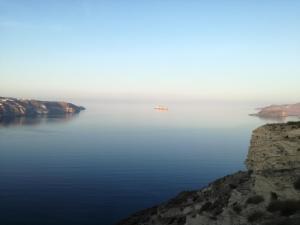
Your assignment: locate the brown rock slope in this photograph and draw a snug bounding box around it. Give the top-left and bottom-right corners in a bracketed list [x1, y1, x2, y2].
[116, 122, 300, 225]
[251, 103, 300, 118]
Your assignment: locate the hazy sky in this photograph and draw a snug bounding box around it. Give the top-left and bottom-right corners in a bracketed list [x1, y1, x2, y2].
[1, 0, 300, 102]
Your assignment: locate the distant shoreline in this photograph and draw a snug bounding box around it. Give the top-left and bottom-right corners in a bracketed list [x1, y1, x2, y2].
[250, 102, 300, 118]
[0, 97, 85, 118]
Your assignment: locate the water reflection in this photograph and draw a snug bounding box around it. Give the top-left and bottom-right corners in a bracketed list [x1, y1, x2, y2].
[0, 114, 79, 127]
[0, 102, 299, 225]
[255, 115, 300, 123]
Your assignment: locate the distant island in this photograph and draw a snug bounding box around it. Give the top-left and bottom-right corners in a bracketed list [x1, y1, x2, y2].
[0, 97, 85, 118]
[250, 103, 300, 118]
[116, 121, 300, 225]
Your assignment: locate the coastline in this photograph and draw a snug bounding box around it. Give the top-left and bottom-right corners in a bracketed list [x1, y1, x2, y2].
[116, 121, 300, 225]
[0, 97, 85, 118]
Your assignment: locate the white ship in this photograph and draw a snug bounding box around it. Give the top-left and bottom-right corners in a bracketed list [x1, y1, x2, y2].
[154, 105, 168, 111]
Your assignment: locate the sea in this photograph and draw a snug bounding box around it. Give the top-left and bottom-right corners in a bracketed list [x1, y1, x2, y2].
[0, 101, 296, 225]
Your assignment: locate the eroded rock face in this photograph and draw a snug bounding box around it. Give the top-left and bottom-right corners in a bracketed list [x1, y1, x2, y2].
[246, 122, 300, 172]
[116, 122, 300, 225]
[0, 97, 85, 118]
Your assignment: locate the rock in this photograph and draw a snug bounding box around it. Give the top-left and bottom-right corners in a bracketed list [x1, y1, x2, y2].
[0, 97, 85, 118]
[250, 103, 300, 118]
[115, 122, 300, 225]
[246, 122, 300, 172]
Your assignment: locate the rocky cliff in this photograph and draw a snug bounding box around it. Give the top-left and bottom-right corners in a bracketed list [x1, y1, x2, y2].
[0, 97, 85, 118]
[251, 103, 300, 118]
[116, 122, 300, 225]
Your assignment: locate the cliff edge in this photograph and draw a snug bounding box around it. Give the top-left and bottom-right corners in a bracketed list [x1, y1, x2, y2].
[116, 122, 300, 225]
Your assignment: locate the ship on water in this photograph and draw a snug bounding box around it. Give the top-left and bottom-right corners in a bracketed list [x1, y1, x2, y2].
[154, 105, 168, 111]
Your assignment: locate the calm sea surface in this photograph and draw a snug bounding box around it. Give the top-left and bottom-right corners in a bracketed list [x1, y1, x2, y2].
[0, 101, 295, 225]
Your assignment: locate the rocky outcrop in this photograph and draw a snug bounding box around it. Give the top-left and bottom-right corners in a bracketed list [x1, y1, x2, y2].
[0, 97, 85, 118]
[246, 122, 300, 172]
[251, 103, 300, 118]
[116, 122, 300, 225]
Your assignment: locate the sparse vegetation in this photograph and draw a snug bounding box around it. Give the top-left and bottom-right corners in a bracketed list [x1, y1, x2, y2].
[263, 218, 300, 225]
[287, 121, 300, 126]
[229, 183, 237, 189]
[247, 211, 264, 222]
[293, 178, 300, 190]
[232, 204, 242, 214]
[200, 202, 212, 212]
[270, 192, 278, 201]
[246, 195, 264, 204]
[267, 200, 300, 216]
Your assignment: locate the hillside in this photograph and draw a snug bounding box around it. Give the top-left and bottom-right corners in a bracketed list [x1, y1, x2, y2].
[116, 122, 300, 225]
[0, 97, 85, 118]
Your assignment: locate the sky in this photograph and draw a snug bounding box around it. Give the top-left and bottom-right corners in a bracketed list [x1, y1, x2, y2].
[0, 0, 300, 103]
